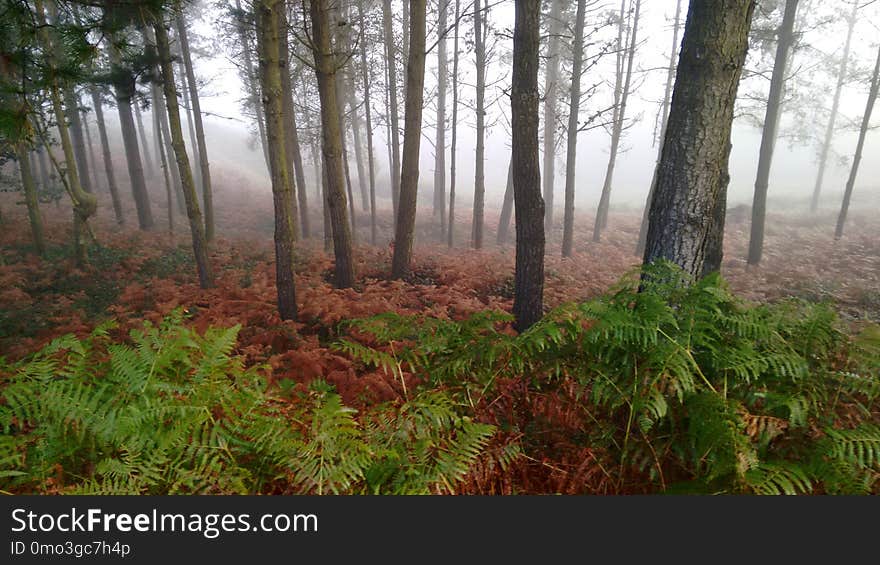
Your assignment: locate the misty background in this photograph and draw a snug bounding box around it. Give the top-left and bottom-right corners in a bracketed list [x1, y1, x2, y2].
[121, 0, 880, 219]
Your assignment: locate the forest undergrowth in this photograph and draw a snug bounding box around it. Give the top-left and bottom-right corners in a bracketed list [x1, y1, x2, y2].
[1, 180, 878, 494]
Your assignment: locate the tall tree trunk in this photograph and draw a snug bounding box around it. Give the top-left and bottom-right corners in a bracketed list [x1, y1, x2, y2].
[277, 3, 305, 240]
[447, 0, 460, 248]
[176, 12, 215, 242]
[132, 100, 155, 178]
[89, 86, 125, 224]
[561, 0, 587, 258]
[643, 0, 754, 279]
[496, 159, 514, 245]
[154, 80, 186, 216]
[36, 146, 51, 194]
[154, 18, 214, 289]
[512, 0, 544, 332]
[542, 0, 563, 232]
[382, 0, 402, 219]
[471, 0, 486, 249]
[35, 0, 97, 265]
[391, 0, 428, 278]
[594, 0, 641, 242]
[811, 1, 857, 214]
[153, 93, 174, 235]
[257, 0, 299, 320]
[63, 88, 94, 194]
[177, 47, 201, 192]
[15, 144, 46, 256]
[358, 0, 378, 245]
[636, 0, 682, 256]
[109, 42, 155, 230]
[746, 0, 799, 266]
[433, 0, 448, 238]
[310, 0, 355, 288]
[235, 0, 271, 172]
[81, 104, 100, 190]
[835, 44, 880, 239]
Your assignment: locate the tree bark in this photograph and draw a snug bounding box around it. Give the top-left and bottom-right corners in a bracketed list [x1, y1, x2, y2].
[433, 0, 448, 238]
[310, 0, 355, 288]
[447, 0, 460, 248]
[63, 88, 94, 194]
[154, 18, 214, 289]
[277, 3, 305, 240]
[496, 159, 514, 245]
[746, 0, 799, 266]
[15, 144, 46, 256]
[643, 0, 754, 279]
[811, 1, 857, 214]
[594, 0, 641, 242]
[391, 0, 428, 278]
[835, 44, 880, 239]
[382, 0, 402, 218]
[35, 0, 97, 266]
[636, 0, 682, 256]
[561, 0, 587, 258]
[235, 0, 271, 172]
[88, 86, 125, 224]
[132, 99, 155, 178]
[153, 93, 174, 235]
[257, 0, 299, 319]
[176, 11, 215, 242]
[80, 103, 100, 190]
[471, 0, 486, 249]
[109, 41, 154, 231]
[511, 0, 545, 332]
[542, 0, 563, 232]
[358, 0, 378, 245]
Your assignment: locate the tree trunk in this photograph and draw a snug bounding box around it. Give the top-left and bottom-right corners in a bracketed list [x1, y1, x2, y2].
[89, 86, 125, 224]
[154, 18, 214, 289]
[109, 42, 155, 231]
[433, 0, 448, 238]
[15, 144, 46, 256]
[63, 88, 94, 195]
[496, 159, 514, 245]
[391, 0, 428, 278]
[358, 0, 378, 245]
[256, 0, 299, 320]
[153, 93, 174, 235]
[176, 12, 215, 242]
[594, 0, 641, 242]
[382, 0, 402, 219]
[36, 146, 51, 194]
[132, 100, 155, 178]
[310, 0, 355, 288]
[471, 0, 486, 249]
[835, 44, 880, 239]
[235, 0, 271, 172]
[643, 0, 755, 279]
[447, 0, 460, 248]
[811, 1, 857, 214]
[277, 3, 305, 240]
[542, 0, 563, 232]
[81, 104, 100, 190]
[511, 0, 544, 332]
[636, 0, 682, 256]
[35, 0, 97, 265]
[746, 0, 799, 266]
[561, 0, 587, 258]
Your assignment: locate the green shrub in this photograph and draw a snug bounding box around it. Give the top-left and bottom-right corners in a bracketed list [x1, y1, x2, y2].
[0, 311, 495, 494]
[339, 262, 880, 494]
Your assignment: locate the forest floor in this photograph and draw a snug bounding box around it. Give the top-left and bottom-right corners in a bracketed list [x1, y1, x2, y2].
[2, 174, 879, 493]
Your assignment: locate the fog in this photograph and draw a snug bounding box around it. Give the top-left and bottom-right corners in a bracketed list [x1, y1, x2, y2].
[158, 0, 879, 218]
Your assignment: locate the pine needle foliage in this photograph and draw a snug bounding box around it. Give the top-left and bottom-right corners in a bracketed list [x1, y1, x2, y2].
[341, 262, 880, 494]
[0, 311, 496, 494]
